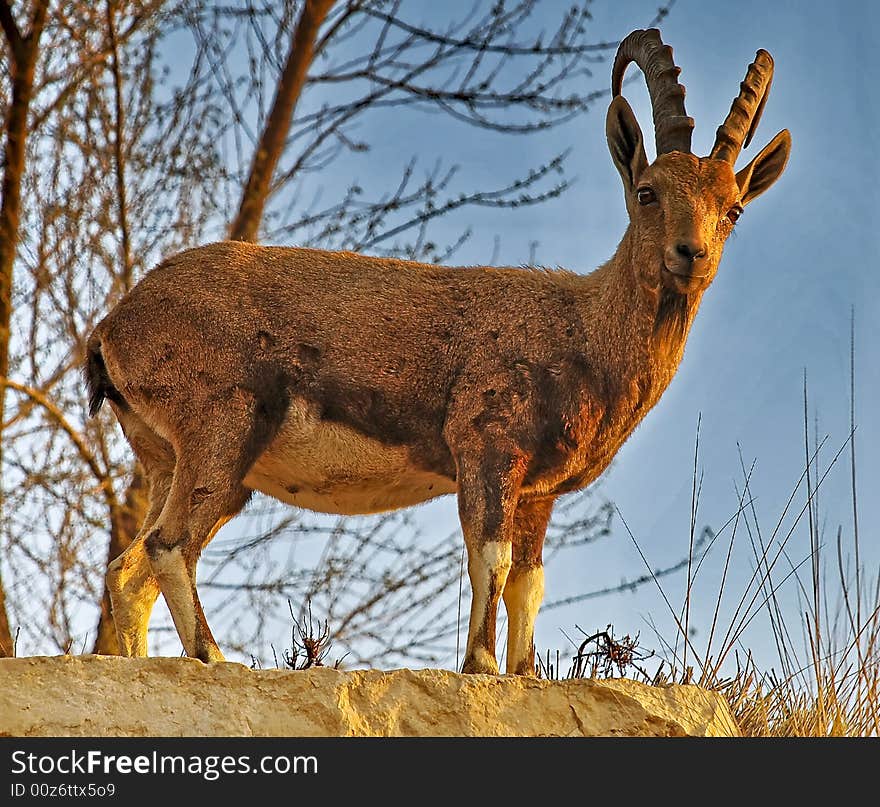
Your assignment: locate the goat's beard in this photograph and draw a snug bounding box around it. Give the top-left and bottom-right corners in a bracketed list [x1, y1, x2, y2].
[653, 283, 691, 350]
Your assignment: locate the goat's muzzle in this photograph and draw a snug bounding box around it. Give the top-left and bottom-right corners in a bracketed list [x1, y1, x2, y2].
[662, 240, 709, 291]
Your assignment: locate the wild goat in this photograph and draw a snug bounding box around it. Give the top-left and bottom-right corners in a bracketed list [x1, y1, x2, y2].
[86, 29, 790, 674]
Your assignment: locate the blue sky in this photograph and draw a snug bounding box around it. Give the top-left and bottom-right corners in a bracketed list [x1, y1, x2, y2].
[139, 0, 878, 672]
[310, 0, 879, 669]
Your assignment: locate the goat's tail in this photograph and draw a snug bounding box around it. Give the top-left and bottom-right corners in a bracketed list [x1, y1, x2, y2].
[84, 334, 127, 417]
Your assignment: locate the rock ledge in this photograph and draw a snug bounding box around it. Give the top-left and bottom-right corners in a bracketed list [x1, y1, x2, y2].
[0, 655, 738, 737]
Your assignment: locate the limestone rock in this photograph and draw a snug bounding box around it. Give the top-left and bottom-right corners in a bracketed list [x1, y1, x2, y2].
[0, 655, 738, 737]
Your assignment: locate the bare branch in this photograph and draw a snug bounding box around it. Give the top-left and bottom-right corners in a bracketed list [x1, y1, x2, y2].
[1, 378, 115, 510]
[229, 0, 337, 242]
[360, 4, 616, 57]
[105, 0, 133, 294]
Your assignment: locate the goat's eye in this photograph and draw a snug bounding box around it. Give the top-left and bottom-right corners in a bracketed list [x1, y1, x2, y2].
[727, 206, 743, 224]
[637, 187, 656, 205]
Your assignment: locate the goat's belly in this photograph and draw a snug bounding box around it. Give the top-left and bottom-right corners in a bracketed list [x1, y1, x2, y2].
[243, 400, 456, 515]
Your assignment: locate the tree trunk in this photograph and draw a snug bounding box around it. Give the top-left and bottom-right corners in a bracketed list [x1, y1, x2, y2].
[0, 568, 13, 655]
[0, 0, 50, 657]
[91, 0, 141, 656]
[92, 0, 334, 653]
[92, 0, 334, 655]
[228, 0, 336, 242]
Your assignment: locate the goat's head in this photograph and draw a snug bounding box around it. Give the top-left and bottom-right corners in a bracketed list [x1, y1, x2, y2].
[606, 29, 791, 294]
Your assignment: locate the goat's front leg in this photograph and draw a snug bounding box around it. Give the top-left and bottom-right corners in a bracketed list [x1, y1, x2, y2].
[456, 452, 525, 675]
[503, 496, 555, 675]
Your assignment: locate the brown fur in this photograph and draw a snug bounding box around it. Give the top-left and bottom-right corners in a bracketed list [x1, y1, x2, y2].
[86, 34, 791, 673]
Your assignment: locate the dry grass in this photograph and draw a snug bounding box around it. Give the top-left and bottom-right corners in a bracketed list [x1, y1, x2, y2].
[551, 527, 879, 736]
[714, 647, 879, 737]
[550, 321, 879, 736]
[702, 324, 878, 736]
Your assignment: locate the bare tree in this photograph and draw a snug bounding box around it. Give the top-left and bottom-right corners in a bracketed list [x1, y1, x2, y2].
[0, 0, 50, 656]
[229, 0, 336, 242]
[2, 0, 224, 654]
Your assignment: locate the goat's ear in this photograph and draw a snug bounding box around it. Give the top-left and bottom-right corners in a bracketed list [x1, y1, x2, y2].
[736, 129, 791, 206]
[606, 96, 648, 193]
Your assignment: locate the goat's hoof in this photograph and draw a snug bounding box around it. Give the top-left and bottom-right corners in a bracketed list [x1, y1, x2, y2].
[194, 646, 226, 664]
[506, 659, 537, 676]
[461, 650, 499, 675]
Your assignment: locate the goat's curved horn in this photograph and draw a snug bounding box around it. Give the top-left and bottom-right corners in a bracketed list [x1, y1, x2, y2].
[710, 50, 774, 164]
[611, 28, 693, 156]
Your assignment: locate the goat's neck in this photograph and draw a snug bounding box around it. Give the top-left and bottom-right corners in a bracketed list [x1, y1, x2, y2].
[578, 227, 704, 410]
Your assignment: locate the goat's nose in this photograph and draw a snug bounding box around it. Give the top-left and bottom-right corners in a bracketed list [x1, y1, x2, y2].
[675, 241, 707, 262]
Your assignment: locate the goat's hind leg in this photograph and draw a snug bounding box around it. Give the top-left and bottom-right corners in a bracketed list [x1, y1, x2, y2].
[143, 395, 273, 662]
[106, 409, 174, 657]
[107, 498, 166, 657]
[144, 458, 249, 662]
